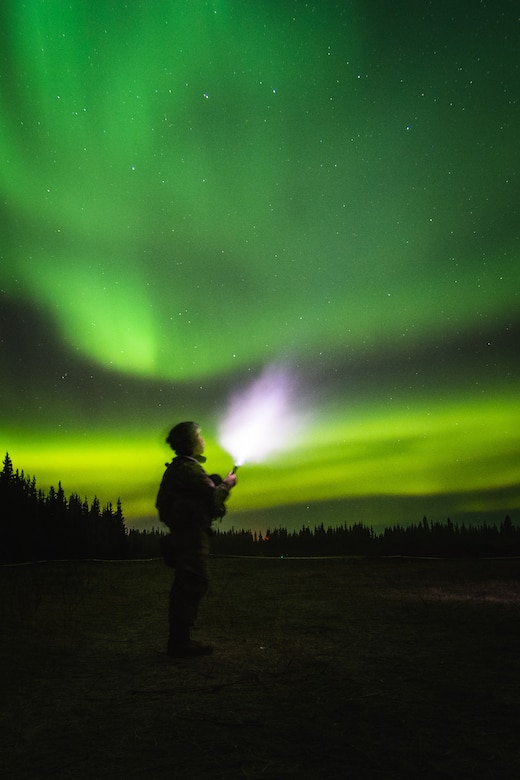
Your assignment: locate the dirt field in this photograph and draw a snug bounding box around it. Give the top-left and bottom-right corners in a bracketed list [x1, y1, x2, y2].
[1, 556, 519, 779]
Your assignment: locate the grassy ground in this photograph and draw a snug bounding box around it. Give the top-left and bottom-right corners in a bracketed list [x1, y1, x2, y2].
[0, 556, 519, 779]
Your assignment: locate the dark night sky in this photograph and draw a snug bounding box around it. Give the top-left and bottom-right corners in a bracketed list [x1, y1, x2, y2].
[1, 1, 518, 531]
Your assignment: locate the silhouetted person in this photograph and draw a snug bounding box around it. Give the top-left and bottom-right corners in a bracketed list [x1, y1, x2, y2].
[156, 421, 237, 657]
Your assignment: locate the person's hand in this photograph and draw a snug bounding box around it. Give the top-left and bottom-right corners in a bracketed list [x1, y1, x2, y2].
[224, 471, 237, 488]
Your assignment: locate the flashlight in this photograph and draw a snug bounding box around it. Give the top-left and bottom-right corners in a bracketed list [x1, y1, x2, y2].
[232, 464, 240, 474]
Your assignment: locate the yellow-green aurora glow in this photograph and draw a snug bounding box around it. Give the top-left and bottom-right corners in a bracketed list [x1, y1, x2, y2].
[1, 1, 519, 531]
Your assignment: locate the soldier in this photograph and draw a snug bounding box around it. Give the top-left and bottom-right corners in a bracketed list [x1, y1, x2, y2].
[156, 421, 237, 657]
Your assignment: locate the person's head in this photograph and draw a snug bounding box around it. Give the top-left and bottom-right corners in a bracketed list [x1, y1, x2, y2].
[166, 421, 204, 456]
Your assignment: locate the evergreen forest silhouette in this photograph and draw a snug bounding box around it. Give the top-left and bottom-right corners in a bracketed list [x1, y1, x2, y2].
[1, 453, 518, 563]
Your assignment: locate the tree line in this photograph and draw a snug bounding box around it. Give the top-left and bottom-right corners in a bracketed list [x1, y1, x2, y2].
[129, 515, 519, 559]
[211, 515, 519, 558]
[0, 453, 126, 562]
[1, 453, 518, 562]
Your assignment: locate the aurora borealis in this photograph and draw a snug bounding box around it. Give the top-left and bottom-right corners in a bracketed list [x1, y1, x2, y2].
[1, 1, 518, 532]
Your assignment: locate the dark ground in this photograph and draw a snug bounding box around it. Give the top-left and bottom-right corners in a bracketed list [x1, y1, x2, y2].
[0, 556, 519, 779]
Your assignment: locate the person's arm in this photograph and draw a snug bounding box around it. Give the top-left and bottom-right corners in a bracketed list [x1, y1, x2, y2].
[183, 460, 236, 517]
[213, 472, 236, 515]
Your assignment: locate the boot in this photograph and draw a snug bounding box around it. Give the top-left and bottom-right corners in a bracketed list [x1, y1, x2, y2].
[167, 620, 213, 658]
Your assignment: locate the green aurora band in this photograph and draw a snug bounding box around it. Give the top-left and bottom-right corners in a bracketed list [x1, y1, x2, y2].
[1, 1, 519, 531]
